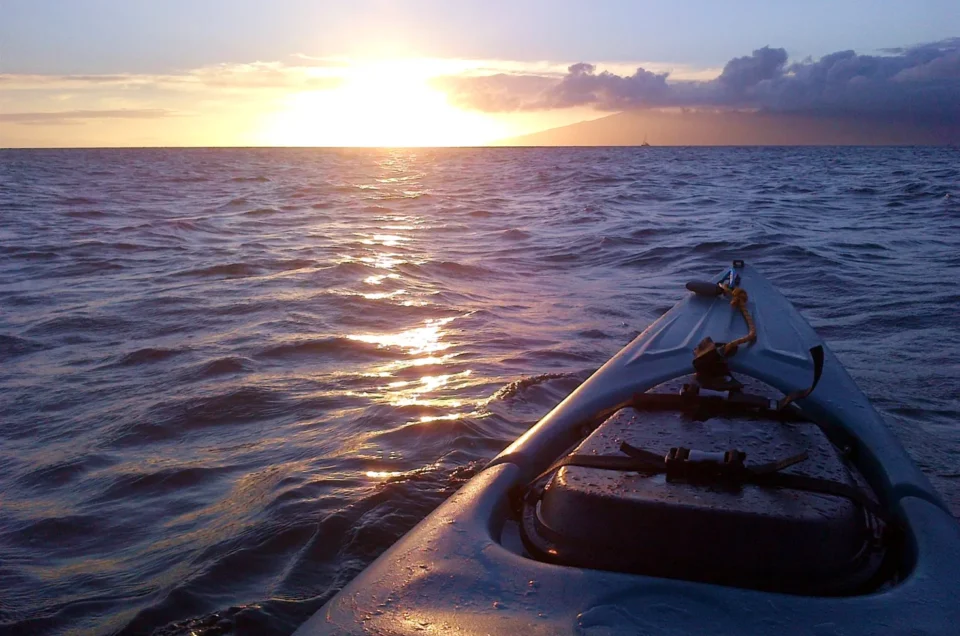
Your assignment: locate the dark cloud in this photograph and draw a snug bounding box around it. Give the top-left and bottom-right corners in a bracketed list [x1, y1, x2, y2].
[538, 63, 670, 109]
[757, 39, 960, 120]
[436, 64, 672, 111]
[717, 46, 787, 92]
[440, 38, 960, 122]
[0, 109, 173, 125]
[893, 50, 960, 81]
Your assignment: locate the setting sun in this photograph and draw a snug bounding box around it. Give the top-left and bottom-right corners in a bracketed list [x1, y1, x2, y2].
[258, 59, 509, 147]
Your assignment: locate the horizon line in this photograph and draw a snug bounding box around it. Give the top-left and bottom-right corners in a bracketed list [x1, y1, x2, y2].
[1, 143, 954, 151]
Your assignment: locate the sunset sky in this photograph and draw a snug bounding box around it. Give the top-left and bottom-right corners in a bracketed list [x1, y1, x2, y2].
[1, 1, 958, 147]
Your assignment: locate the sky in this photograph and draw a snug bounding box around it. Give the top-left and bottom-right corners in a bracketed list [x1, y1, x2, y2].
[1, 1, 958, 147]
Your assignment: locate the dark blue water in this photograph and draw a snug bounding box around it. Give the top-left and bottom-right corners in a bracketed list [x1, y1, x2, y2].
[1, 147, 958, 635]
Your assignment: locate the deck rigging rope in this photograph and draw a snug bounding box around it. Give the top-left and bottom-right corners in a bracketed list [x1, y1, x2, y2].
[719, 283, 756, 356]
[719, 272, 823, 409]
[689, 265, 821, 409]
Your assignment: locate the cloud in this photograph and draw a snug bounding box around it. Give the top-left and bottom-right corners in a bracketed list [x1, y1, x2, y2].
[0, 108, 174, 125]
[892, 50, 960, 81]
[434, 73, 557, 111]
[538, 63, 671, 109]
[435, 65, 672, 111]
[0, 62, 345, 92]
[717, 46, 788, 92]
[188, 63, 344, 90]
[289, 53, 352, 67]
[438, 38, 960, 122]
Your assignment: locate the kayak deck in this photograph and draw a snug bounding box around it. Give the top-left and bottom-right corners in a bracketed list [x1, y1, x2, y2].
[520, 378, 882, 595]
[295, 262, 960, 635]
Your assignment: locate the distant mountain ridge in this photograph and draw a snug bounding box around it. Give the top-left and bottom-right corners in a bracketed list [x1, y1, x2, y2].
[495, 109, 960, 146]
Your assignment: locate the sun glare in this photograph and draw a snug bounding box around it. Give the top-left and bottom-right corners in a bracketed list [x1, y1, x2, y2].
[260, 59, 507, 147]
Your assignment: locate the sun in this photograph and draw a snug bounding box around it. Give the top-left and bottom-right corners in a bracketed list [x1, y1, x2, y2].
[259, 59, 508, 147]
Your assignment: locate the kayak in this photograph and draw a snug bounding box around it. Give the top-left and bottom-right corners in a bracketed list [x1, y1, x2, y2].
[295, 260, 960, 635]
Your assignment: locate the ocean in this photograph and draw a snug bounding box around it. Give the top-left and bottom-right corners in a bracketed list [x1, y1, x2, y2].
[1, 146, 958, 635]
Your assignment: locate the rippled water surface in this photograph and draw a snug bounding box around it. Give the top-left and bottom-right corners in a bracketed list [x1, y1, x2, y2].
[1, 147, 958, 635]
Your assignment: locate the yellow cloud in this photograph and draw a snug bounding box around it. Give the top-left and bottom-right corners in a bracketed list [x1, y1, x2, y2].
[0, 62, 344, 92]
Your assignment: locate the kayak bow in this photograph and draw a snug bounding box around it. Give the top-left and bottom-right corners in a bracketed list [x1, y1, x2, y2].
[295, 261, 959, 636]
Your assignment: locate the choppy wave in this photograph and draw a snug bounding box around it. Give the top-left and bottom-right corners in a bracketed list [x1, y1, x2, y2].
[1, 146, 958, 635]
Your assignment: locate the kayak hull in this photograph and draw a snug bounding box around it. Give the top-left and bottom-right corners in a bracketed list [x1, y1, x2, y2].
[294, 262, 960, 635]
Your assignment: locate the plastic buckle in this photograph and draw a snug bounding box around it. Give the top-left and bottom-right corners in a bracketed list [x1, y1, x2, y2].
[680, 382, 700, 399]
[693, 337, 728, 377]
[665, 446, 747, 483]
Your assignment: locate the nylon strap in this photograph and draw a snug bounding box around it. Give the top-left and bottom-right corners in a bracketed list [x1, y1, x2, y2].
[531, 445, 885, 521]
[751, 472, 886, 519]
[749, 450, 810, 475]
[778, 345, 825, 410]
[531, 451, 663, 484]
[630, 392, 812, 422]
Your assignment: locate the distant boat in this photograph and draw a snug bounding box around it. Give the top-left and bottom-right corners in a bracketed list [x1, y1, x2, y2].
[640, 134, 651, 147]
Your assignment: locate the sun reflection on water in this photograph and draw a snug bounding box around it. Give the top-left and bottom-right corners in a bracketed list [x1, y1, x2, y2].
[361, 289, 406, 300]
[359, 254, 407, 269]
[384, 370, 474, 421]
[348, 317, 455, 356]
[341, 190, 486, 479]
[347, 315, 482, 437]
[419, 413, 464, 423]
[419, 374, 450, 391]
[365, 470, 404, 479]
[363, 273, 400, 285]
[359, 234, 410, 247]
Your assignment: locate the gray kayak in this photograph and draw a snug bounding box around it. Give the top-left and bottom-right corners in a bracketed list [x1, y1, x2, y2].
[295, 260, 960, 635]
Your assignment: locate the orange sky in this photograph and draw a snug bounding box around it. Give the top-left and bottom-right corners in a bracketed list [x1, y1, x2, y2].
[0, 57, 716, 148]
[2, 2, 957, 148]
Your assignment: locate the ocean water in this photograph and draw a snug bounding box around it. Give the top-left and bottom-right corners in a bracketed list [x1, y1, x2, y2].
[1, 146, 958, 635]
